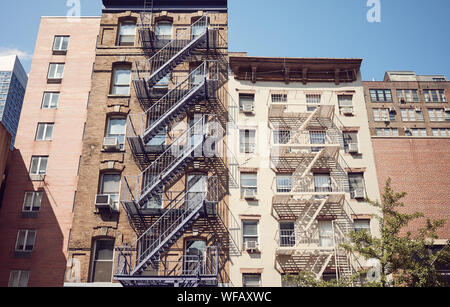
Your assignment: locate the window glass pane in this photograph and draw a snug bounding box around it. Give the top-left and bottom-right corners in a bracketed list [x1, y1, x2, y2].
[61, 37, 69, 50]
[25, 231, 36, 251]
[30, 157, 39, 174]
[114, 70, 131, 85]
[33, 193, 42, 210]
[18, 271, 29, 287]
[38, 158, 48, 174]
[243, 274, 261, 287]
[56, 64, 64, 78]
[45, 124, 54, 140]
[36, 124, 45, 140]
[108, 118, 126, 135]
[156, 22, 172, 38]
[48, 64, 56, 78]
[119, 23, 136, 36]
[95, 240, 114, 260]
[16, 230, 26, 250]
[243, 221, 258, 236]
[392, 129, 399, 136]
[23, 193, 33, 211]
[8, 271, 20, 287]
[240, 173, 257, 187]
[102, 174, 121, 194]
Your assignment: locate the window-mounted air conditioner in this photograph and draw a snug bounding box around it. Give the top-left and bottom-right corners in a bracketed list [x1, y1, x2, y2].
[245, 241, 259, 252]
[242, 103, 255, 114]
[341, 107, 354, 115]
[243, 189, 258, 200]
[103, 137, 120, 150]
[95, 194, 118, 212]
[348, 143, 359, 154]
[351, 189, 366, 199]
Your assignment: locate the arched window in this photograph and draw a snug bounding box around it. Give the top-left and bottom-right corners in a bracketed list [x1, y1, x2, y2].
[90, 238, 115, 282]
[117, 20, 136, 46]
[155, 21, 173, 40]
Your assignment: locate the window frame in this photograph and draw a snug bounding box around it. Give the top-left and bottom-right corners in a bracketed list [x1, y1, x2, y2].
[15, 230, 37, 252]
[52, 36, 70, 52]
[29, 156, 49, 176]
[239, 129, 256, 154]
[41, 92, 60, 109]
[90, 239, 115, 283]
[8, 270, 30, 288]
[348, 173, 366, 199]
[242, 273, 262, 287]
[47, 63, 65, 80]
[100, 173, 121, 208]
[106, 117, 127, 150]
[242, 220, 259, 245]
[35, 123, 54, 141]
[369, 89, 393, 102]
[110, 66, 132, 96]
[117, 20, 137, 46]
[22, 191, 43, 213]
[155, 21, 173, 41]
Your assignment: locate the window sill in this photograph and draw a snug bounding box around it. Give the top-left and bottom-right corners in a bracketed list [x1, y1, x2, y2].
[52, 50, 67, 56]
[101, 149, 126, 153]
[29, 174, 46, 182]
[14, 251, 32, 259]
[107, 95, 131, 99]
[21, 211, 39, 219]
[47, 78, 62, 84]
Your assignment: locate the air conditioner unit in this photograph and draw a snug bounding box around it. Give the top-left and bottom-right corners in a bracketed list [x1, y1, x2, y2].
[243, 189, 258, 200]
[341, 107, 353, 115]
[103, 137, 120, 150]
[245, 241, 259, 252]
[95, 194, 117, 211]
[389, 107, 396, 113]
[242, 103, 255, 114]
[445, 108, 450, 113]
[351, 189, 366, 199]
[348, 143, 359, 154]
[404, 127, 411, 133]
[400, 98, 406, 103]
[415, 107, 422, 112]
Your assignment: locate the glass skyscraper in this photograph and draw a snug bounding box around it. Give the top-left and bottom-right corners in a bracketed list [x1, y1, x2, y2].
[0, 55, 27, 148]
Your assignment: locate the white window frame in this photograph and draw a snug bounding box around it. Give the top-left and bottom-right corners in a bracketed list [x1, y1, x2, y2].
[41, 92, 59, 109]
[239, 94, 255, 112]
[35, 123, 54, 141]
[117, 21, 136, 46]
[155, 21, 173, 40]
[354, 219, 371, 233]
[22, 192, 43, 212]
[29, 156, 49, 176]
[373, 108, 389, 121]
[239, 129, 256, 154]
[15, 230, 37, 252]
[8, 270, 29, 287]
[100, 173, 121, 208]
[276, 174, 292, 193]
[106, 117, 126, 150]
[240, 173, 258, 196]
[273, 130, 291, 145]
[271, 93, 287, 103]
[428, 108, 445, 122]
[53, 36, 70, 51]
[111, 67, 131, 95]
[338, 95, 354, 114]
[242, 220, 259, 245]
[47, 63, 65, 79]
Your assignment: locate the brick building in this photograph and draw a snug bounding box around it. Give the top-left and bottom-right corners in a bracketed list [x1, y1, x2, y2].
[0, 17, 100, 287]
[363, 71, 450, 241]
[65, 0, 236, 287]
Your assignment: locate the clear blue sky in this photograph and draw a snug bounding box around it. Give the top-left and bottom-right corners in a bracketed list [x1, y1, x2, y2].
[0, 0, 449, 80]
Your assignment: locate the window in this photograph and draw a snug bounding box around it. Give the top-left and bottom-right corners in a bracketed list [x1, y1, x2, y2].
[154, 73, 170, 89]
[279, 222, 295, 247]
[354, 219, 371, 233]
[111, 66, 131, 95]
[314, 174, 332, 193]
[243, 274, 261, 287]
[370, 89, 392, 102]
[424, 90, 446, 102]
[239, 129, 256, 154]
[411, 128, 427, 137]
[276, 174, 292, 193]
[106, 117, 126, 150]
[432, 128, 450, 137]
[318, 220, 334, 247]
[15, 230, 36, 252]
[41, 92, 59, 109]
[192, 19, 207, 39]
[428, 108, 445, 122]
[155, 21, 173, 40]
[48, 63, 65, 79]
[22, 192, 43, 212]
[239, 94, 255, 113]
[100, 174, 121, 208]
[400, 108, 424, 122]
[8, 271, 29, 287]
[343, 132, 358, 153]
[375, 128, 399, 136]
[117, 21, 136, 46]
[240, 173, 257, 196]
[397, 89, 419, 102]
[91, 239, 114, 282]
[348, 173, 365, 199]
[373, 108, 390, 121]
[338, 95, 353, 114]
[273, 130, 290, 144]
[310, 131, 326, 152]
[306, 94, 321, 104]
[146, 119, 167, 149]
[30, 156, 48, 176]
[242, 220, 259, 245]
[35, 123, 54, 141]
[53, 36, 70, 52]
[271, 93, 287, 103]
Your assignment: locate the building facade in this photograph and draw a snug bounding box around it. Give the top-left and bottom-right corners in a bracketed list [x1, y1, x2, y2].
[0, 55, 27, 148]
[0, 17, 100, 287]
[0, 123, 12, 201]
[65, 0, 236, 287]
[227, 55, 381, 286]
[363, 72, 450, 243]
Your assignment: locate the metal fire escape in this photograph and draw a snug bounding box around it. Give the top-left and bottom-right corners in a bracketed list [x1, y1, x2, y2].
[115, 9, 239, 287]
[269, 102, 360, 283]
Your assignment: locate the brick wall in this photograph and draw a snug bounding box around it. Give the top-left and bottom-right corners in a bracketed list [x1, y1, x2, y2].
[372, 138, 450, 239]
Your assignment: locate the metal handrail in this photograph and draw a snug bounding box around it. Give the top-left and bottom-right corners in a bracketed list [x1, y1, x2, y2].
[146, 14, 209, 81]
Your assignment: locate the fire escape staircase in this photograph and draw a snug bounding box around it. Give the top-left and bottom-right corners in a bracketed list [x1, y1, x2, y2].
[144, 15, 210, 89]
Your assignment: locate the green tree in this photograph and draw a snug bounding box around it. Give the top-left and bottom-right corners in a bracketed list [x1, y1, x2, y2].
[283, 178, 449, 287]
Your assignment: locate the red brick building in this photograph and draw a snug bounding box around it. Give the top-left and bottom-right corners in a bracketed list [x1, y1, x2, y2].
[363, 71, 450, 240]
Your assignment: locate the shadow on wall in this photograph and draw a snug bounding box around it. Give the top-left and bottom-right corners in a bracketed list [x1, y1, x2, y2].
[0, 149, 67, 287]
